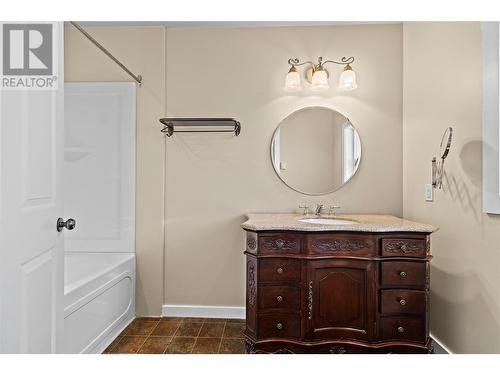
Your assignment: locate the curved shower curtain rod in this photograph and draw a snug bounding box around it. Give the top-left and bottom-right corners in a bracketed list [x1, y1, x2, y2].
[69, 21, 143, 85]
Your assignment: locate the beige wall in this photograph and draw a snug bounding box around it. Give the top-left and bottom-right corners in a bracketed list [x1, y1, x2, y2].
[164, 25, 403, 308]
[403, 22, 500, 353]
[65, 27, 166, 316]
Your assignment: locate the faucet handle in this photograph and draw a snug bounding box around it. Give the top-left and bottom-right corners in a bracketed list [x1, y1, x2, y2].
[328, 205, 341, 215]
[299, 204, 310, 215]
[315, 203, 325, 216]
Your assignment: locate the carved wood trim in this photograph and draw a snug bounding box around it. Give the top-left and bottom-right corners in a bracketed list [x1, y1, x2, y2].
[384, 242, 421, 253]
[262, 238, 298, 251]
[247, 238, 257, 251]
[307, 281, 313, 320]
[273, 348, 295, 354]
[329, 345, 347, 354]
[247, 261, 256, 306]
[312, 239, 370, 252]
[246, 232, 258, 253]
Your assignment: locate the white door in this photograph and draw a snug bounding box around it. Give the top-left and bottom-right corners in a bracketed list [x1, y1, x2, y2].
[0, 22, 64, 353]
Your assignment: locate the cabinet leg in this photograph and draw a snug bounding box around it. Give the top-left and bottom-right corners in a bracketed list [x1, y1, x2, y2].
[428, 340, 435, 354]
[245, 338, 255, 354]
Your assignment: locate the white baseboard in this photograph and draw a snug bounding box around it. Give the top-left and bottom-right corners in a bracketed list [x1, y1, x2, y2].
[162, 304, 245, 319]
[430, 333, 453, 354]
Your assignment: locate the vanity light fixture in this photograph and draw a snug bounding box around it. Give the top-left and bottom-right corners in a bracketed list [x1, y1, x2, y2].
[337, 64, 358, 91]
[284, 56, 357, 92]
[284, 66, 302, 92]
[310, 65, 329, 91]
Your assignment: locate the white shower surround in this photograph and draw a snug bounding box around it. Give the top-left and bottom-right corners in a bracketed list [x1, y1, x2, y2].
[63, 83, 136, 353]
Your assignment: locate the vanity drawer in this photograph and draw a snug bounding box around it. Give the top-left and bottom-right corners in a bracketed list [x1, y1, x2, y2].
[381, 238, 426, 258]
[257, 313, 301, 339]
[380, 289, 426, 315]
[258, 258, 301, 283]
[381, 261, 426, 286]
[306, 234, 376, 257]
[258, 285, 300, 311]
[259, 234, 301, 254]
[379, 316, 425, 343]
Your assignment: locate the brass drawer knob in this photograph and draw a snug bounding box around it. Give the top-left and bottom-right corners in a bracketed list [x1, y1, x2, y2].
[276, 295, 283, 303]
[276, 323, 283, 330]
[399, 299, 407, 306]
[399, 271, 407, 278]
[397, 326, 405, 333]
[276, 267, 284, 274]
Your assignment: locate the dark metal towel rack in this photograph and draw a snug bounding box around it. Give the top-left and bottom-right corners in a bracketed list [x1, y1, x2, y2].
[159, 118, 241, 137]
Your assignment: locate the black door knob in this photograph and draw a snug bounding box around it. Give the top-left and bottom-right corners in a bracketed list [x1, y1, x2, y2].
[57, 218, 76, 232]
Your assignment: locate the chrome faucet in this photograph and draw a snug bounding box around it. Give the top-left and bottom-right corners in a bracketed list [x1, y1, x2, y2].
[299, 204, 310, 216]
[315, 204, 325, 216]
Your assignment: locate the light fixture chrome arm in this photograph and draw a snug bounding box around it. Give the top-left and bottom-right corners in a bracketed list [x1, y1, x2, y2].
[322, 56, 355, 66]
[287, 58, 315, 67]
[288, 56, 355, 69]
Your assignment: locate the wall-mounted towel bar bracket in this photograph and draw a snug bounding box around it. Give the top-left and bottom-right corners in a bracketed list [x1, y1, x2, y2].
[159, 118, 241, 137]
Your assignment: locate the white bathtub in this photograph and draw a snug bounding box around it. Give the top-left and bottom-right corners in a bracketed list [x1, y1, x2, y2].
[63, 252, 135, 353]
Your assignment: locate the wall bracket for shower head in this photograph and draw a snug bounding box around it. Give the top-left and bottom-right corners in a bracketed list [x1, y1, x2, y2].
[432, 127, 453, 189]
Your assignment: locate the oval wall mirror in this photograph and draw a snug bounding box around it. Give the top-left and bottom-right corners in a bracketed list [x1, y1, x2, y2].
[270, 106, 361, 195]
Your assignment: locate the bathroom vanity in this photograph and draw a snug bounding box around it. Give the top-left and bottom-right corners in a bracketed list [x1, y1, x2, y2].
[242, 214, 438, 354]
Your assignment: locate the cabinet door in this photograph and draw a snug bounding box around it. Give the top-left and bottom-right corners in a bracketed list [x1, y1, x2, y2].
[308, 259, 376, 341]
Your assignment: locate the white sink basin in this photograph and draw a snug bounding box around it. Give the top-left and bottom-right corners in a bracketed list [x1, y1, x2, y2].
[298, 217, 356, 225]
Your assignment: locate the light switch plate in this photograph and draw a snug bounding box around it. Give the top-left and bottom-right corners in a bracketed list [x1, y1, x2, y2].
[425, 184, 434, 202]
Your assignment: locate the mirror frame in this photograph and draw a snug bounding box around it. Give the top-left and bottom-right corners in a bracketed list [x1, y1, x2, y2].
[439, 127, 453, 160]
[270, 106, 362, 196]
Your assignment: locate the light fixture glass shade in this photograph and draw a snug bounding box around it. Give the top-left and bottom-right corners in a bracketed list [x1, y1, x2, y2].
[337, 66, 358, 91]
[284, 67, 302, 92]
[310, 69, 329, 91]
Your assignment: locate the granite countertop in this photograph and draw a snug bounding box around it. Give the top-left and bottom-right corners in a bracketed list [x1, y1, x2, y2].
[241, 213, 439, 233]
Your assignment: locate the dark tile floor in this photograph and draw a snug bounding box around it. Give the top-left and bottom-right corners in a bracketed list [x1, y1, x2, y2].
[104, 317, 246, 354]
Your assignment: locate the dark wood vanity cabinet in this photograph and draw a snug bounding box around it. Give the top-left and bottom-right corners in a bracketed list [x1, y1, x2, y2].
[244, 231, 432, 354]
